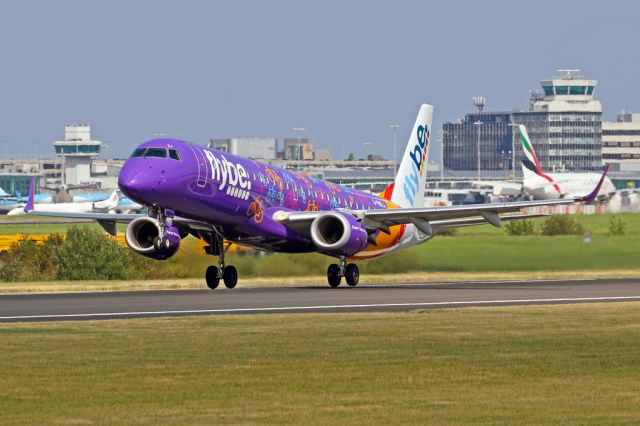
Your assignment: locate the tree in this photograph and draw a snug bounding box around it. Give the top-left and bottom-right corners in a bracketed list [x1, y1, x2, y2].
[51, 227, 130, 280]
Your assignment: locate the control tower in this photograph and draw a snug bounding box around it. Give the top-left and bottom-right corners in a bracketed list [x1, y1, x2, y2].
[535, 69, 600, 112]
[514, 70, 603, 172]
[53, 124, 101, 186]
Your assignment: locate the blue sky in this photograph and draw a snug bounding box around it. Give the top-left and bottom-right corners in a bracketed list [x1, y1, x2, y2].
[1, 1, 638, 160]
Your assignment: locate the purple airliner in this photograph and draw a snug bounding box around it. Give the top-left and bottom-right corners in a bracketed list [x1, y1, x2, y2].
[25, 104, 608, 289]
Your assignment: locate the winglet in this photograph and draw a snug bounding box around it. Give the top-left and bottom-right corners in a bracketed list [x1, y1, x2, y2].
[24, 177, 36, 213]
[576, 165, 610, 203]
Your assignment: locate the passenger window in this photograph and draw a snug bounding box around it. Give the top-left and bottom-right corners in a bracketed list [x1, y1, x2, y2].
[169, 149, 181, 160]
[145, 148, 167, 158]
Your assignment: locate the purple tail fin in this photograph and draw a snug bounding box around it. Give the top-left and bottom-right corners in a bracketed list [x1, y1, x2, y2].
[576, 165, 610, 203]
[24, 177, 36, 212]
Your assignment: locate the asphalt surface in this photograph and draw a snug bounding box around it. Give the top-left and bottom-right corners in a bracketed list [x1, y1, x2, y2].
[1, 278, 640, 322]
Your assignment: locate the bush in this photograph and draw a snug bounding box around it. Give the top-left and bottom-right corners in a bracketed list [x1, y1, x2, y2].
[540, 215, 585, 236]
[504, 220, 536, 236]
[608, 216, 627, 236]
[51, 227, 130, 280]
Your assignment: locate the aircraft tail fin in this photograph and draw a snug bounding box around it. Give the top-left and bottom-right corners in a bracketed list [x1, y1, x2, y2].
[519, 125, 544, 176]
[94, 190, 120, 209]
[390, 104, 433, 208]
[519, 124, 563, 196]
[24, 177, 36, 213]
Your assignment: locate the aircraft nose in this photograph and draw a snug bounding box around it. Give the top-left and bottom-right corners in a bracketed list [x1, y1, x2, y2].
[118, 160, 156, 203]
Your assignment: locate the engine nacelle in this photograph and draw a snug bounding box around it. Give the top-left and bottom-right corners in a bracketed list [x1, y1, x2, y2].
[310, 212, 368, 256]
[125, 217, 182, 260]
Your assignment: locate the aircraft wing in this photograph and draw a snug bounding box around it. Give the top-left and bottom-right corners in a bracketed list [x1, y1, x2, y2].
[23, 209, 215, 237]
[276, 165, 610, 235]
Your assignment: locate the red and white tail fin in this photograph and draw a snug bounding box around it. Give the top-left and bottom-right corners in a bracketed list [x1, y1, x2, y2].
[519, 124, 562, 195]
[390, 104, 433, 208]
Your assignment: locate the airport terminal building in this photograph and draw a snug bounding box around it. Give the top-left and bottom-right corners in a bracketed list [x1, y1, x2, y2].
[602, 112, 640, 172]
[443, 72, 603, 174]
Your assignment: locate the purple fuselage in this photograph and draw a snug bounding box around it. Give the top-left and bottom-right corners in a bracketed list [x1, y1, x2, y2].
[118, 139, 391, 252]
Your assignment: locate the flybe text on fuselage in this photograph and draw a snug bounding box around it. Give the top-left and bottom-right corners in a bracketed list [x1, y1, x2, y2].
[403, 124, 430, 205]
[204, 150, 252, 193]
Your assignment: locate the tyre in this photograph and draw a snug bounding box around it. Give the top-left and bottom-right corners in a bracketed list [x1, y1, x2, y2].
[345, 263, 359, 287]
[223, 265, 238, 289]
[162, 236, 171, 250]
[206, 265, 220, 289]
[327, 264, 341, 288]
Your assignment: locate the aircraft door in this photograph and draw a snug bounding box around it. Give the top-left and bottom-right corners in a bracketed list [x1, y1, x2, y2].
[188, 145, 208, 187]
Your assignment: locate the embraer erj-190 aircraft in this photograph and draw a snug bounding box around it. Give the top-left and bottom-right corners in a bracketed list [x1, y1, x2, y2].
[24, 104, 608, 289]
[519, 125, 615, 200]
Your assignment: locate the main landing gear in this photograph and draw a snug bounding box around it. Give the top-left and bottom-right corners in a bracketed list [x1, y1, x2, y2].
[204, 232, 238, 290]
[327, 256, 359, 288]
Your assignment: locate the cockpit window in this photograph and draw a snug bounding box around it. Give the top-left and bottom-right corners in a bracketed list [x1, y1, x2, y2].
[144, 148, 167, 158]
[169, 149, 181, 160]
[130, 148, 147, 158]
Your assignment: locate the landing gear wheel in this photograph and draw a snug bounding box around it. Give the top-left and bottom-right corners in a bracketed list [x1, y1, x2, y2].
[205, 265, 220, 289]
[327, 264, 341, 288]
[162, 236, 171, 250]
[223, 265, 238, 289]
[345, 263, 359, 287]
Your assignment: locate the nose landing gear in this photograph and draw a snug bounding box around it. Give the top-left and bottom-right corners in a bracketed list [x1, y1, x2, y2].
[326, 256, 359, 288]
[204, 231, 238, 290]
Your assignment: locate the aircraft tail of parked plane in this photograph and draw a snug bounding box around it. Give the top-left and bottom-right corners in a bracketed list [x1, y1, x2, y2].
[21, 104, 609, 289]
[519, 124, 613, 200]
[94, 190, 120, 210]
[519, 125, 562, 197]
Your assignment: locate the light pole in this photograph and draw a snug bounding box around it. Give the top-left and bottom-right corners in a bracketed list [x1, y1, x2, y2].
[474, 121, 483, 181]
[439, 129, 448, 182]
[508, 122, 519, 179]
[293, 127, 305, 171]
[389, 124, 399, 175]
[362, 142, 371, 161]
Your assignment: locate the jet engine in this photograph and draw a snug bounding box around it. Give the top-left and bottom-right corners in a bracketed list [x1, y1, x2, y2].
[125, 217, 183, 260]
[309, 212, 368, 256]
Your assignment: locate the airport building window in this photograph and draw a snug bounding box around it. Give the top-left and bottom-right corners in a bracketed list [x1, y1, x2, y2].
[586, 86, 595, 95]
[543, 86, 554, 96]
[555, 86, 569, 95]
[569, 86, 586, 95]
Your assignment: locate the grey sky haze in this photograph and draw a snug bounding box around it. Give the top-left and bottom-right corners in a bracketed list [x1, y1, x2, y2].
[1, 1, 638, 161]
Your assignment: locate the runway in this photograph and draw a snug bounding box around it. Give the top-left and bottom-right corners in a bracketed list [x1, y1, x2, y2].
[1, 278, 640, 322]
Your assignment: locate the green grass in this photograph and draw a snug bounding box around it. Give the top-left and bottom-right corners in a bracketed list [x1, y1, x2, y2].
[2, 214, 639, 279]
[457, 212, 640, 237]
[2, 304, 640, 423]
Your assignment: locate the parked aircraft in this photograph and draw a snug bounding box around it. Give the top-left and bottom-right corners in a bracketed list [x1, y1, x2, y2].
[519, 125, 615, 200]
[24, 104, 608, 288]
[9, 190, 119, 216]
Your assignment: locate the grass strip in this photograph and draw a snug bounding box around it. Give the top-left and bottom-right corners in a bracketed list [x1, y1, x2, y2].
[1, 303, 640, 423]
